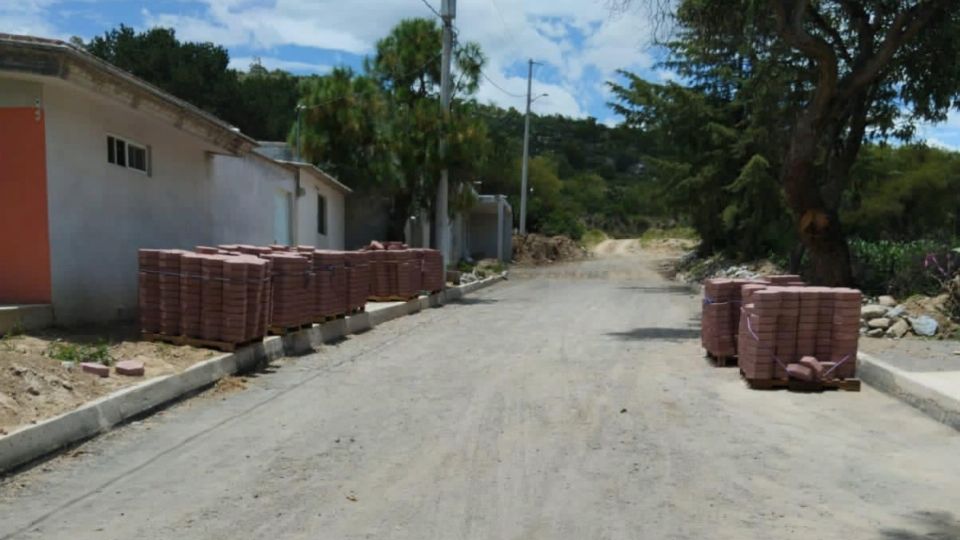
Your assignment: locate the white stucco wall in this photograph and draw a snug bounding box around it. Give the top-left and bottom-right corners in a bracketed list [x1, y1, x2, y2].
[41, 79, 224, 323]
[296, 169, 346, 250]
[209, 152, 296, 246]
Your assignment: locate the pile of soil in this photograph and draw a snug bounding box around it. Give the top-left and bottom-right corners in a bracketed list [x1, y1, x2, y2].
[0, 329, 215, 435]
[512, 234, 588, 265]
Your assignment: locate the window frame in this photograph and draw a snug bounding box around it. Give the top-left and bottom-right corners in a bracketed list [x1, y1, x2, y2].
[106, 133, 150, 176]
[317, 192, 327, 236]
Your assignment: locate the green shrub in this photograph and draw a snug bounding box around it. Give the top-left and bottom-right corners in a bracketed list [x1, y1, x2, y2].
[640, 226, 699, 242]
[541, 210, 586, 240]
[849, 239, 960, 297]
[46, 340, 113, 365]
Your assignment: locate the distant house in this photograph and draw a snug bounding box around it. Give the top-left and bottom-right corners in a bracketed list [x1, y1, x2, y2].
[0, 34, 349, 326]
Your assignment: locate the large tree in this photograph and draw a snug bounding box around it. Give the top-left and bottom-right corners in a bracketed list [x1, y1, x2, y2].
[614, 1, 960, 284]
[298, 18, 488, 240]
[83, 25, 299, 141]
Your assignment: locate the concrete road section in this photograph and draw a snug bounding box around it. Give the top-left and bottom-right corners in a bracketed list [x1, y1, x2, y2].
[2, 248, 960, 539]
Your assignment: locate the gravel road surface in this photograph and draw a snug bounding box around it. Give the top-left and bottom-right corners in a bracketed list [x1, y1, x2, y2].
[2, 247, 959, 539]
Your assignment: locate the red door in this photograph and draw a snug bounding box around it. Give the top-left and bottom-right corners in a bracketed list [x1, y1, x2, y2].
[0, 107, 51, 303]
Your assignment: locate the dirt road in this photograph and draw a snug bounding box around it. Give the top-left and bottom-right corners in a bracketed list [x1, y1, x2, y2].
[2, 248, 959, 539]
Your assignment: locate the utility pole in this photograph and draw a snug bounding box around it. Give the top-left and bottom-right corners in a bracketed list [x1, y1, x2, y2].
[435, 0, 455, 266]
[519, 58, 534, 235]
[294, 104, 304, 161]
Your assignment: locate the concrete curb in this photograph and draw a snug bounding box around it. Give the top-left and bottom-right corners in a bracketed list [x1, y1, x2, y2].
[857, 351, 960, 431]
[0, 275, 504, 474]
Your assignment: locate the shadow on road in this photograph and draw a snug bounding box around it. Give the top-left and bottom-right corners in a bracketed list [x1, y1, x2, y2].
[605, 327, 700, 342]
[451, 297, 499, 305]
[880, 511, 960, 540]
[618, 285, 696, 294]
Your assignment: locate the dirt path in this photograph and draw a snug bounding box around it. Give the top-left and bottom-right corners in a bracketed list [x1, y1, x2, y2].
[592, 238, 642, 256]
[1, 249, 959, 539]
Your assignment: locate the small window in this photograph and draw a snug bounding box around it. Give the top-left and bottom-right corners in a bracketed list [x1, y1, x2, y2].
[127, 144, 147, 172]
[106, 134, 149, 174]
[115, 139, 126, 167]
[317, 193, 327, 235]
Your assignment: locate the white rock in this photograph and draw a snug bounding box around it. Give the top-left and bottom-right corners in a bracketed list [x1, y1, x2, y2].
[908, 315, 939, 337]
[861, 304, 889, 320]
[878, 295, 897, 307]
[886, 319, 910, 339]
[867, 317, 891, 330]
[866, 328, 885, 338]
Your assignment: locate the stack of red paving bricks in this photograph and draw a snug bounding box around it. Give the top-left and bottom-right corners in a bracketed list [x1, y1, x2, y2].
[264, 252, 314, 329]
[738, 284, 861, 384]
[158, 250, 186, 336]
[139, 249, 272, 346]
[313, 250, 348, 318]
[414, 248, 444, 293]
[368, 250, 392, 298]
[393, 249, 421, 298]
[344, 251, 371, 313]
[138, 250, 161, 334]
[701, 278, 767, 359]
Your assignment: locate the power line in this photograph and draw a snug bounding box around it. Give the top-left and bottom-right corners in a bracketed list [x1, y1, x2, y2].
[418, 0, 442, 19]
[480, 69, 525, 99]
[487, 0, 519, 48]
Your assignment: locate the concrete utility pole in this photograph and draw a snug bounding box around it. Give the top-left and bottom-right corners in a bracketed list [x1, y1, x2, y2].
[436, 0, 455, 266]
[294, 104, 304, 161]
[519, 58, 534, 235]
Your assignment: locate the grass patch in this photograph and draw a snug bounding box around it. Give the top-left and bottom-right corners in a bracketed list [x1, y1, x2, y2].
[580, 229, 609, 249]
[46, 340, 113, 365]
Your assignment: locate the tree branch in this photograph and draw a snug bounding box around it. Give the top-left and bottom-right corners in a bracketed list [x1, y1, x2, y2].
[807, 4, 853, 66]
[773, 0, 839, 120]
[839, 0, 946, 99]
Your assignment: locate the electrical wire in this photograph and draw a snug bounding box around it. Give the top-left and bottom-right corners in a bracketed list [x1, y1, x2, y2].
[480, 69, 526, 99]
[487, 0, 519, 48]
[418, 0, 442, 19]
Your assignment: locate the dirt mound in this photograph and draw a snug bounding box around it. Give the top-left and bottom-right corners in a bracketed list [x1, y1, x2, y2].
[512, 234, 588, 265]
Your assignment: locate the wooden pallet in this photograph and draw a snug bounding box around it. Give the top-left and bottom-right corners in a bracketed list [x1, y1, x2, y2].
[268, 323, 314, 336]
[706, 351, 737, 368]
[181, 336, 259, 353]
[143, 332, 258, 352]
[741, 370, 861, 392]
[142, 332, 185, 346]
[349, 306, 365, 315]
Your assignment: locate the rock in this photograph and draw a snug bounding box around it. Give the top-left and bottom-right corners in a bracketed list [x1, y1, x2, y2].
[115, 360, 145, 377]
[80, 362, 109, 378]
[867, 328, 885, 338]
[867, 317, 891, 330]
[908, 315, 939, 337]
[878, 295, 897, 307]
[886, 305, 906, 319]
[886, 319, 910, 339]
[861, 304, 889, 320]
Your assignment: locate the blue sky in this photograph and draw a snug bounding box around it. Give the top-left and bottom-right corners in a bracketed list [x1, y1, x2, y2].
[2, 0, 957, 148]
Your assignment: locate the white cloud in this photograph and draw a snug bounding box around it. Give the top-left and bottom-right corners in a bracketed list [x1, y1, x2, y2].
[916, 109, 960, 151]
[4, 0, 660, 119]
[0, 0, 63, 38]
[229, 55, 331, 74]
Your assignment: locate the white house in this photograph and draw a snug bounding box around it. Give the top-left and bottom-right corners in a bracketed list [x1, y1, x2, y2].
[0, 34, 349, 326]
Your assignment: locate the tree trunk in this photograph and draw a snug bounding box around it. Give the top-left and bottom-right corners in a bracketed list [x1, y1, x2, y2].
[780, 114, 853, 286]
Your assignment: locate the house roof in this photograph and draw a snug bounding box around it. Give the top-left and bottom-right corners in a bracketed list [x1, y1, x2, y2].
[275, 159, 353, 195]
[0, 33, 256, 155]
